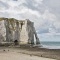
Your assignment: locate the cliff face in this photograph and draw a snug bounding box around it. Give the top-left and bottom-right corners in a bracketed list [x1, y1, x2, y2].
[0, 20, 6, 42]
[0, 18, 40, 45]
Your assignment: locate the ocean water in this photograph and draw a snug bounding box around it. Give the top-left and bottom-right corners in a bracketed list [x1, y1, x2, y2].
[37, 34, 60, 49]
[40, 41, 60, 49]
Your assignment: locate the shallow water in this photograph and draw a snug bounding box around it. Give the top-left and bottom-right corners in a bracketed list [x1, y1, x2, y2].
[40, 41, 60, 49]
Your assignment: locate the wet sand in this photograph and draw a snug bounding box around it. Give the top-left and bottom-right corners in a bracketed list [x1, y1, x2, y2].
[0, 45, 60, 60]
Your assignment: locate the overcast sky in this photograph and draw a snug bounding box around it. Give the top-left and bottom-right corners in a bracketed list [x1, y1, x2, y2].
[0, 0, 60, 41]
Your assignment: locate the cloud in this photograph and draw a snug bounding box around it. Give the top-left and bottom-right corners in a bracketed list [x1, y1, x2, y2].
[43, 0, 60, 19]
[0, 1, 9, 10]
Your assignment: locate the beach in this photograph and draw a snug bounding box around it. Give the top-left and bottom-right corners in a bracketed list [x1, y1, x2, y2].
[0, 45, 60, 60]
[0, 50, 55, 60]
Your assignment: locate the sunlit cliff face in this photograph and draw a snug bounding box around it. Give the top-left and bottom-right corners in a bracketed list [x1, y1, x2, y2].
[0, 20, 6, 41]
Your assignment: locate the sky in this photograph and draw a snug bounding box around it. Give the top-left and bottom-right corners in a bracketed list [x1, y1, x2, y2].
[0, 0, 60, 41]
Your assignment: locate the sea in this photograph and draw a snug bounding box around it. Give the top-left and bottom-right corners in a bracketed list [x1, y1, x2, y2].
[40, 41, 60, 49]
[37, 34, 60, 49]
